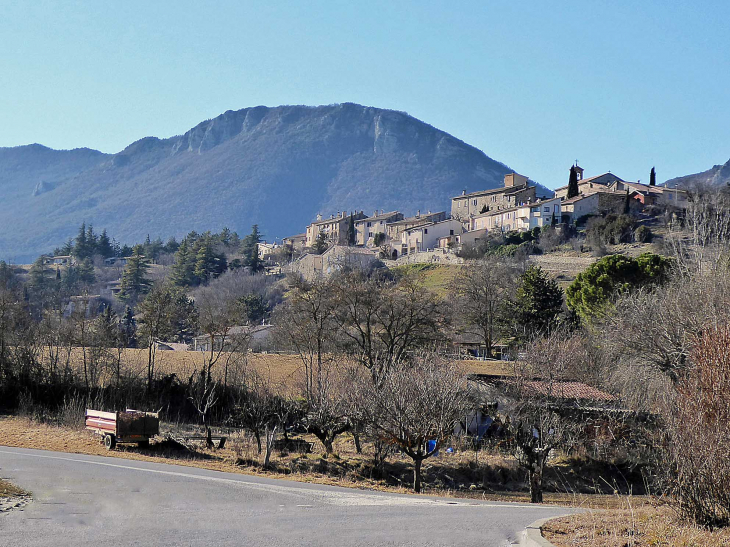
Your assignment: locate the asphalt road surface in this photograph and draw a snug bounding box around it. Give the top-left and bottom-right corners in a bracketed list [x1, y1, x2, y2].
[0, 446, 573, 546]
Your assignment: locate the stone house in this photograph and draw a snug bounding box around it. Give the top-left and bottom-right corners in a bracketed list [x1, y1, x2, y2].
[470, 197, 562, 233]
[354, 211, 404, 246]
[607, 180, 688, 209]
[289, 245, 379, 280]
[554, 169, 626, 200]
[560, 191, 627, 223]
[282, 233, 307, 253]
[305, 211, 367, 248]
[393, 219, 464, 258]
[193, 324, 274, 353]
[451, 173, 537, 224]
[385, 211, 447, 244]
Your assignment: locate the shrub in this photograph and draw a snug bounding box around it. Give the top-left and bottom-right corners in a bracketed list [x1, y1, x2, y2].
[504, 231, 523, 245]
[586, 214, 636, 246]
[566, 252, 673, 320]
[667, 326, 730, 528]
[635, 225, 653, 243]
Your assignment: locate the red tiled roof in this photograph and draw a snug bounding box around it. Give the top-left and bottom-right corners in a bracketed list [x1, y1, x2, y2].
[522, 381, 617, 402]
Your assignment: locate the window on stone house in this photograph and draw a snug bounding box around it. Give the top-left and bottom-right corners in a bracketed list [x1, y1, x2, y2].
[449, 230, 454, 235]
[424, 229, 428, 234]
[544, 206, 550, 212]
[473, 199, 477, 206]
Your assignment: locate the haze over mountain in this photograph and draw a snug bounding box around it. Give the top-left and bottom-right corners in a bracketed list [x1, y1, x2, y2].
[0, 103, 550, 263]
[664, 157, 730, 189]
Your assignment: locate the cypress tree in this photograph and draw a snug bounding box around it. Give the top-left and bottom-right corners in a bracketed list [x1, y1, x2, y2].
[650, 167, 656, 187]
[623, 189, 632, 215]
[346, 213, 356, 246]
[567, 166, 580, 199]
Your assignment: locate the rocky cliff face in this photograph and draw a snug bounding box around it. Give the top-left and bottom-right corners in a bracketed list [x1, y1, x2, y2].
[665, 158, 730, 188]
[0, 103, 546, 262]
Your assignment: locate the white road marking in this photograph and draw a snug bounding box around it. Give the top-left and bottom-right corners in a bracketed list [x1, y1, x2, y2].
[0, 449, 546, 509]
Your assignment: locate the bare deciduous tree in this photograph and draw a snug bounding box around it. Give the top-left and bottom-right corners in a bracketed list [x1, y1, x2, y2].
[331, 270, 441, 386]
[450, 259, 516, 358]
[666, 325, 730, 528]
[276, 275, 349, 454]
[349, 353, 471, 492]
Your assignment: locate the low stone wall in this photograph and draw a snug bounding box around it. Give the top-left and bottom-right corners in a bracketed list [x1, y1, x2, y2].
[386, 250, 464, 266]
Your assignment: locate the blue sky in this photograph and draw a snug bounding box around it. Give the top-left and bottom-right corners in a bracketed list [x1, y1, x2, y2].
[1, 1, 728, 189]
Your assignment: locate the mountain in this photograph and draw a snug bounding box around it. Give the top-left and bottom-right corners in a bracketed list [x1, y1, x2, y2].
[0, 103, 549, 262]
[665, 157, 730, 188]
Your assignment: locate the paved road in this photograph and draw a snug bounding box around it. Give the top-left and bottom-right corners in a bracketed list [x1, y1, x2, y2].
[0, 446, 573, 546]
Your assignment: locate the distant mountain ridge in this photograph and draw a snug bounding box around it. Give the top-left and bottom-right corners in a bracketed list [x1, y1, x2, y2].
[0, 103, 549, 262]
[665, 157, 730, 188]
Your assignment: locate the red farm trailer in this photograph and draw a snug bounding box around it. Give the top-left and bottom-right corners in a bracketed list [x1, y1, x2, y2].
[85, 409, 160, 450]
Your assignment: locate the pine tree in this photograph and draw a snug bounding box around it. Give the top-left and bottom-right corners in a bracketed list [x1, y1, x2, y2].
[85, 224, 97, 256]
[510, 265, 564, 338]
[118, 246, 151, 302]
[74, 222, 88, 259]
[59, 238, 74, 256]
[313, 232, 328, 255]
[164, 236, 180, 254]
[28, 256, 48, 289]
[97, 230, 114, 258]
[567, 166, 580, 199]
[194, 239, 216, 284]
[650, 167, 656, 187]
[242, 225, 263, 272]
[171, 240, 196, 287]
[77, 258, 96, 285]
[346, 213, 356, 246]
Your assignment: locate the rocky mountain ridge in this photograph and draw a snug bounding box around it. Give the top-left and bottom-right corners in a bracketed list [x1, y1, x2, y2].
[0, 103, 548, 262]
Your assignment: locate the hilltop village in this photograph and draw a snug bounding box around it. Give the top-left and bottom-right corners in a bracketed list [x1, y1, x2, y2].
[277, 165, 686, 279]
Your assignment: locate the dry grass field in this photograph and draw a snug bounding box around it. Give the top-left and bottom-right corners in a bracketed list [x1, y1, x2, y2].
[34, 347, 513, 394]
[543, 505, 730, 547]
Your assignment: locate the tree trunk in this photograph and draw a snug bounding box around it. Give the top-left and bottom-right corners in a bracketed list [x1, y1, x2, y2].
[413, 457, 423, 493]
[529, 455, 546, 503]
[323, 437, 334, 455]
[264, 424, 278, 468]
[254, 430, 262, 454]
[353, 432, 362, 454]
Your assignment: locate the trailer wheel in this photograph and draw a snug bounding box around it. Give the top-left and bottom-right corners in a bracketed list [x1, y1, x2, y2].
[104, 434, 117, 450]
[137, 440, 150, 449]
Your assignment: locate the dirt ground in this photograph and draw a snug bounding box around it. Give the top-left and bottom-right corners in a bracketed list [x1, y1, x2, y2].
[543, 505, 730, 547]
